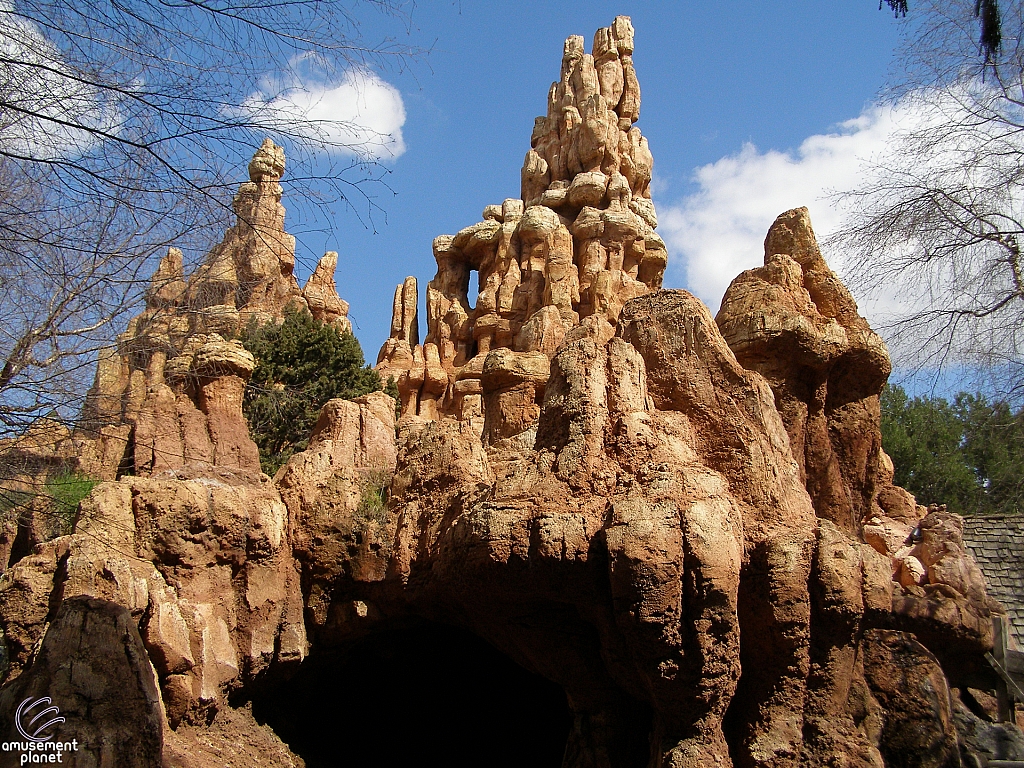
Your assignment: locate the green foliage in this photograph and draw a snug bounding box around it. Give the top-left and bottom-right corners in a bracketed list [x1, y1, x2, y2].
[44, 471, 98, 534]
[1, 467, 99, 540]
[356, 469, 391, 526]
[384, 375, 401, 419]
[881, 385, 978, 512]
[0, 487, 32, 518]
[880, 384, 1024, 515]
[240, 307, 382, 475]
[956, 392, 1024, 513]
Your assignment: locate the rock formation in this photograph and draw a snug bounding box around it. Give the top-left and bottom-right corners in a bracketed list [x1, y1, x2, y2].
[0, 16, 1017, 768]
[377, 15, 666, 425]
[0, 140, 361, 574]
[0, 597, 165, 767]
[79, 138, 353, 475]
[716, 207, 903, 534]
[716, 208, 1000, 681]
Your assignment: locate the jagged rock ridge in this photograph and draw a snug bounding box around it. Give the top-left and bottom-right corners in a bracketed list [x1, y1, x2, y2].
[0, 139, 358, 568]
[378, 16, 666, 430]
[0, 16, 1017, 768]
[81, 138, 353, 478]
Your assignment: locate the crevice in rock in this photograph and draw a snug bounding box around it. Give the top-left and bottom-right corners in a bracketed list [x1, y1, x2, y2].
[467, 269, 479, 312]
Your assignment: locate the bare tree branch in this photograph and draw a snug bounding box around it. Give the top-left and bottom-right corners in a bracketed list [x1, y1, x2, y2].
[0, 0, 424, 438]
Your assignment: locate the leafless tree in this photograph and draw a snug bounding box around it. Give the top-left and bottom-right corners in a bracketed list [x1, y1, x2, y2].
[832, 0, 1024, 397]
[0, 0, 422, 439]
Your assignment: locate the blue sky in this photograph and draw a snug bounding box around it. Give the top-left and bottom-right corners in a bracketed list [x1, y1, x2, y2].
[278, 2, 908, 363]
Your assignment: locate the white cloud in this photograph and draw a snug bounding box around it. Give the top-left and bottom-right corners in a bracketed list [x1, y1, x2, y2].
[0, 1, 114, 159]
[657, 104, 905, 315]
[248, 67, 407, 162]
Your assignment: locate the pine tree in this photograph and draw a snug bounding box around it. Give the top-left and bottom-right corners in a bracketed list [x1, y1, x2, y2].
[880, 383, 1024, 514]
[240, 307, 382, 475]
[881, 384, 979, 512]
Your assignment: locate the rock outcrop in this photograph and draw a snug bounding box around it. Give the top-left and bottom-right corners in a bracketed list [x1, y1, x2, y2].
[716, 208, 904, 535]
[0, 140, 362, 575]
[0, 469, 306, 713]
[716, 208, 1002, 682]
[377, 16, 666, 424]
[0, 597, 165, 768]
[0, 16, 1014, 768]
[78, 139, 353, 476]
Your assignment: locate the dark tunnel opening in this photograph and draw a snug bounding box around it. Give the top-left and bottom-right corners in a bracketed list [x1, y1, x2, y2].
[252, 619, 574, 768]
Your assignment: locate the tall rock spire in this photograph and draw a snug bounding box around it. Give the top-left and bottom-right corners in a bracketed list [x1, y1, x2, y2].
[80, 140, 356, 478]
[378, 16, 667, 430]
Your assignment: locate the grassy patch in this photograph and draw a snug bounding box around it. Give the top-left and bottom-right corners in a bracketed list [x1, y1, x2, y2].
[44, 471, 98, 534]
[356, 469, 391, 526]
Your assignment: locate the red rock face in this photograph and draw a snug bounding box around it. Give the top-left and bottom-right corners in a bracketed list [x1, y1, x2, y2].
[715, 207, 1000, 680]
[272, 285, 995, 767]
[0, 18, 1014, 768]
[861, 630, 961, 768]
[0, 251, 1006, 768]
[716, 207, 900, 535]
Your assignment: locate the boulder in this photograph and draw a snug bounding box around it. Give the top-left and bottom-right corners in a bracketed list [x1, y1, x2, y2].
[0, 597, 164, 768]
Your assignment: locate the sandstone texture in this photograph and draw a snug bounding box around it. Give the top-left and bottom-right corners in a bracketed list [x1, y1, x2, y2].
[74, 139, 353, 476]
[716, 208, 1002, 681]
[0, 139, 360, 574]
[0, 16, 1015, 768]
[377, 16, 666, 425]
[0, 597, 164, 768]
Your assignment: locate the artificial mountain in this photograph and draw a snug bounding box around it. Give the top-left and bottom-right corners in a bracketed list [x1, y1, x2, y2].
[0, 16, 1018, 768]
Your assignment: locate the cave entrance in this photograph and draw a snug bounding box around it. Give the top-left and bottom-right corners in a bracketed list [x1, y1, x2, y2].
[253, 619, 573, 768]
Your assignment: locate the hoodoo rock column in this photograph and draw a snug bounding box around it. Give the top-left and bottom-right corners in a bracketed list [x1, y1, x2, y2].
[0, 15, 1015, 768]
[377, 15, 667, 426]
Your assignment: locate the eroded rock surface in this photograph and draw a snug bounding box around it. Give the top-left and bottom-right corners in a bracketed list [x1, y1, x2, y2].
[716, 207, 905, 535]
[0, 597, 164, 768]
[0, 140, 359, 572]
[377, 16, 667, 424]
[75, 139, 353, 480]
[717, 209, 1001, 686]
[0, 16, 1013, 768]
[861, 630, 961, 768]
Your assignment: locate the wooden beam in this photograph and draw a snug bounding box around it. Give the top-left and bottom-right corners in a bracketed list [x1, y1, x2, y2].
[1005, 650, 1024, 677]
[989, 615, 1020, 722]
[986, 653, 1024, 697]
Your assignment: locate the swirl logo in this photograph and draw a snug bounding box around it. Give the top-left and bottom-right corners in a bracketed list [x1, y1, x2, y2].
[15, 697, 65, 742]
